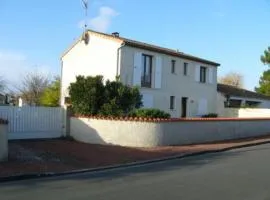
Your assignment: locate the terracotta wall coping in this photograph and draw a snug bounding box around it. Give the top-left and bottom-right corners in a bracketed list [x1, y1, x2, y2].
[73, 115, 270, 123]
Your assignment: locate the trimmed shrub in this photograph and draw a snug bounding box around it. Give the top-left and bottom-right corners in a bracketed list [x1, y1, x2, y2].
[129, 108, 170, 118]
[69, 75, 142, 116]
[99, 80, 142, 116]
[201, 113, 218, 118]
[69, 75, 106, 115]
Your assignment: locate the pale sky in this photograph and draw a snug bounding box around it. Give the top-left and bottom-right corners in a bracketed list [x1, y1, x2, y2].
[1, 0, 270, 91]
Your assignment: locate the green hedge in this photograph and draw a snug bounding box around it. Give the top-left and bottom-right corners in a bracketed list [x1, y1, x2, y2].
[201, 113, 218, 118]
[128, 108, 170, 118]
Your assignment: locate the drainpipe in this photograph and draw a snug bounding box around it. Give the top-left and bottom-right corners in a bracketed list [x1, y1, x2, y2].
[116, 42, 126, 80]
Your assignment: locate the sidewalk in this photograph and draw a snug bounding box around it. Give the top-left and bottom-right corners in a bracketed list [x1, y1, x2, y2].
[1, 136, 270, 179]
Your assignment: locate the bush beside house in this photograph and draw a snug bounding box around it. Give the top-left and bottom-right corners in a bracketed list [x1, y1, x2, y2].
[129, 108, 170, 118]
[69, 75, 170, 118]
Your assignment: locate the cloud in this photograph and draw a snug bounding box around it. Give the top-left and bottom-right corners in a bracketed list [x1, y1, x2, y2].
[0, 50, 55, 92]
[79, 6, 119, 32]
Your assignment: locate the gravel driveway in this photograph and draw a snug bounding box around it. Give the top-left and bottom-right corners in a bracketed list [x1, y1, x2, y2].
[1, 136, 270, 178]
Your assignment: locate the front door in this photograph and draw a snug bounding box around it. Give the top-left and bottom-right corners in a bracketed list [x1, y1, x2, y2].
[181, 97, 188, 118]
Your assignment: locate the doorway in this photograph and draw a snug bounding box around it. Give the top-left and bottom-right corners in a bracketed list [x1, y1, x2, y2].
[181, 97, 188, 118]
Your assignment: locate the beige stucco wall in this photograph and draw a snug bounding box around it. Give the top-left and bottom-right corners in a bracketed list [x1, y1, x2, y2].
[71, 117, 270, 147]
[0, 124, 8, 161]
[61, 33, 122, 106]
[120, 46, 218, 117]
[220, 108, 270, 118]
[70, 117, 163, 147]
[217, 92, 226, 116]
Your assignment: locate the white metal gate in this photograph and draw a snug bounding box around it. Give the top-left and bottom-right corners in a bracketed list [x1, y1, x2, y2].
[0, 106, 64, 140]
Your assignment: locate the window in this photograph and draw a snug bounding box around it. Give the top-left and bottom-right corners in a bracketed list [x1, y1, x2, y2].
[141, 54, 152, 87]
[200, 66, 207, 83]
[170, 96, 175, 110]
[171, 60, 176, 74]
[183, 62, 188, 75]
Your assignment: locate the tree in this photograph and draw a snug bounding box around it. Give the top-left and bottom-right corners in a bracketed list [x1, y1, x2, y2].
[69, 75, 106, 115]
[69, 75, 142, 116]
[0, 76, 5, 92]
[261, 46, 270, 65]
[218, 72, 243, 88]
[18, 72, 49, 106]
[255, 70, 270, 96]
[255, 47, 270, 95]
[40, 76, 60, 107]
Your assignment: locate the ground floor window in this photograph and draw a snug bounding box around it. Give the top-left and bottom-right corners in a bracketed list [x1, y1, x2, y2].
[170, 96, 175, 110]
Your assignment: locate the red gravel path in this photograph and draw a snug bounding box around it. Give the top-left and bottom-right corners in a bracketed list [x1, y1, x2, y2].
[1, 136, 270, 178]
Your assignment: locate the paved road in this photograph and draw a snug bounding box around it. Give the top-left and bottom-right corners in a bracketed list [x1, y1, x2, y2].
[1, 144, 270, 200]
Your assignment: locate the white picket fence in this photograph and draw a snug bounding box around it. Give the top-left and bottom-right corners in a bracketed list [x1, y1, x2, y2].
[0, 106, 64, 140]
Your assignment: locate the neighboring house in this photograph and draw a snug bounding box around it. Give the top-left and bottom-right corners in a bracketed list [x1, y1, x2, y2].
[217, 83, 270, 112]
[61, 30, 220, 117]
[0, 93, 5, 105]
[0, 93, 16, 106]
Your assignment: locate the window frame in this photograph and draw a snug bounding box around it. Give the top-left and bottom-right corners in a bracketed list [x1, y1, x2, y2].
[170, 96, 175, 110]
[200, 66, 207, 83]
[141, 54, 153, 88]
[171, 60, 176, 74]
[183, 62, 188, 76]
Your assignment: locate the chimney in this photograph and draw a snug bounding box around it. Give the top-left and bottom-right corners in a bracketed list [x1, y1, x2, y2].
[112, 32, 120, 37]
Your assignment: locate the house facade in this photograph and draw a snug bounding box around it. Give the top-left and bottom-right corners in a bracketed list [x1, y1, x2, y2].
[61, 30, 220, 117]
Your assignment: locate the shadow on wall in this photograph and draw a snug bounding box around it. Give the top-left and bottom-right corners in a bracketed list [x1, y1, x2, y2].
[70, 118, 107, 145]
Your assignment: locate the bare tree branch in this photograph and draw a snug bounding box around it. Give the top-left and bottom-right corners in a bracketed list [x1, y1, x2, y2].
[17, 72, 49, 106]
[0, 76, 5, 93]
[218, 72, 244, 88]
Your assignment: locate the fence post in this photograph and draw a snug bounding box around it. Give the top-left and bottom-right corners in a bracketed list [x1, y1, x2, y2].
[63, 106, 72, 137]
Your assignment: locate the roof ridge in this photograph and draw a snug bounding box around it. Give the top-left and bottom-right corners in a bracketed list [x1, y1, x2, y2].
[87, 29, 220, 66]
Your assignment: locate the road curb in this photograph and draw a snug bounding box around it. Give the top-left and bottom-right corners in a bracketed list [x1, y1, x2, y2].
[1, 140, 270, 183]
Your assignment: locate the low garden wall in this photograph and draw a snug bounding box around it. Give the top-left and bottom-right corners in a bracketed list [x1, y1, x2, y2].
[0, 119, 8, 161]
[219, 108, 270, 118]
[70, 117, 270, 147]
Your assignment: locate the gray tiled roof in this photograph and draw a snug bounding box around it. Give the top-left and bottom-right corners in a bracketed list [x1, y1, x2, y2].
[217, 83, 270, 100]
[83, 30, 220, 66]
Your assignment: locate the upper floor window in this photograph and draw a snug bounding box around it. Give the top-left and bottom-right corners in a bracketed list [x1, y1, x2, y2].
[183, 62, 188, 76]
[171, 60, 176, 74]
[141, 54, 152, 87]
[200, 66, 207, 83]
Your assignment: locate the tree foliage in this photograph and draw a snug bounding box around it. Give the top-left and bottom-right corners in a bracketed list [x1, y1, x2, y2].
[255, 47, 270, 95]
[69, 76, 106, 115]
[69, 75, 142, 116]
[0, 76, 5, 92]
[255, 70, 270, 96]
[18, 72, 49, 106]
[40, 77, 60, 107]
[261, 46, 270, 65]
[218, 72, 243, 88]
[128, 108, 170, 118]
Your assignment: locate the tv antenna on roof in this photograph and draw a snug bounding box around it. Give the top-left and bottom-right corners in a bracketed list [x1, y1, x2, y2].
[81, 0, 89, 44]
[82, 0, 88, 30]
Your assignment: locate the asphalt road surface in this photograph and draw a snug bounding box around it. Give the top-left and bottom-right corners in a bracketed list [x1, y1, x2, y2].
[1, 144, 270, 200]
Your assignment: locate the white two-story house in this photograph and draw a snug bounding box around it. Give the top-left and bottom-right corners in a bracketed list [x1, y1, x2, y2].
[61, 30, 220, 117]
